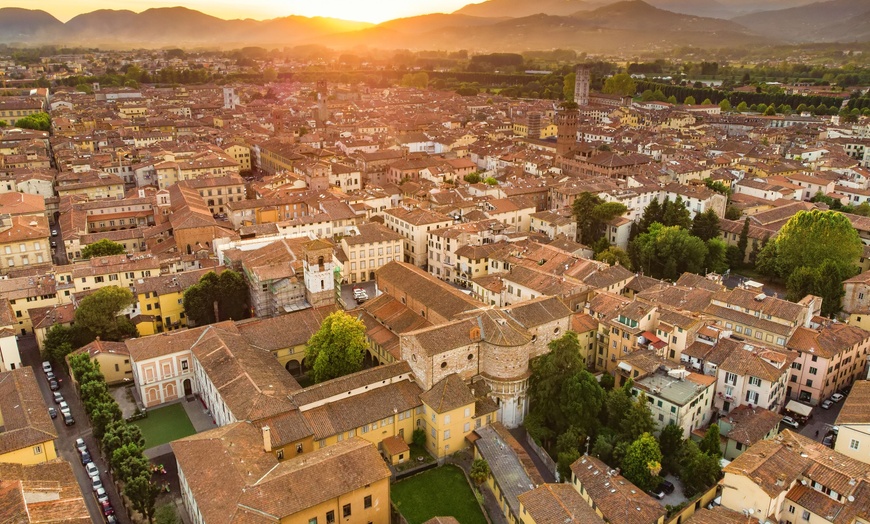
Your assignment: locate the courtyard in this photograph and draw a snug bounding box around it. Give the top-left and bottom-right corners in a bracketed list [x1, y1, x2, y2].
[391, 465, 488, 524]
[132, 402, 197, 449]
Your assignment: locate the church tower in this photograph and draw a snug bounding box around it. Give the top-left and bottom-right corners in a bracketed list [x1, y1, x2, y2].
[302, 239, 335, 308]
[574, 65, 591, 107]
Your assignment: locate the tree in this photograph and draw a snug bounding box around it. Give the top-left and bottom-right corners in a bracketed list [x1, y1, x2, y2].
[81, 239, 126, 259]
[637, 198, 663, 235]
[183, 270, 249, 327]
[483, 177, 499, 186]
[464, 172, 482, 184]
[736, 217, 750, 266]
[699, 423, 722, 458]
[704, 238, 729, 274]
[629, 223, 708, 280]
[621, 433, 663, 491]
[691, 209, 720, 241]
[572, 192, 627, 245]
[74, 286, 137, 341]
[125, 474, 160, 523]
[113, 443, 150, 483]
[701, 98, 712, 105]
[596, 247, 631, 268]
[724, 206, 741, 220]
[563, 72, 576, 101]
[90, 399, 122, 441]
[262, 67, 278, 82]
[683, 96, 696, 105]
[155, 505, 179, 524]
[661, 196, 691, 229]
[14, 112, 50, 131]
[602, 73, 637, 97]
[764, 105, 776, 115]
[304, 311, 367, 383]
[557, 448, 582, 481]
[620, 392, 656, 443]
[41, 324, 94, 364]
[102, 420, 144, 467]
[680, 441, 721, 497]
[658, 423, 684, 475]
[470, 458, 490, 484]
[736, 101, 748, 112]
[667, 95, 677, 104]
[412, 428, 426, 448]
[529, 332, 603, 439]
[719, 99, 732, 111]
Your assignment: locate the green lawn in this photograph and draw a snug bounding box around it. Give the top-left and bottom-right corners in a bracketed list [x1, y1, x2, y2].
[132, 403, 196, 449]
[391, 466, 488, 524]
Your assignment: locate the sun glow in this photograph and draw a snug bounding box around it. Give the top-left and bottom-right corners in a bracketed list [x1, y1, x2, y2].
[1, 0, 486, 23]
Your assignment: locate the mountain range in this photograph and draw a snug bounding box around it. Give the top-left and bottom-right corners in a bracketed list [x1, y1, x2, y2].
[0, 0, 866, 51]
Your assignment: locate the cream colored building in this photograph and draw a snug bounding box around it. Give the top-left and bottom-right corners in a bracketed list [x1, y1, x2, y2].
[834, 380, 870, 464]
[0, 214, 51, 274]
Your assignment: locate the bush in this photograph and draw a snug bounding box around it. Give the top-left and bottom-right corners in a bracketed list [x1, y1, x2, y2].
[412, 428, 426, 448]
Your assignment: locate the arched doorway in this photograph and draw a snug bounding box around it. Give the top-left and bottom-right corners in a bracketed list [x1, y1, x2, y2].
[183, 378, 192, 396]
[286, 359, 305, 377]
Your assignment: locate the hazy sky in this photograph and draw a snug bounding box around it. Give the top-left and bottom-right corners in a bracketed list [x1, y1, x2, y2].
[0, 0, 484, 23]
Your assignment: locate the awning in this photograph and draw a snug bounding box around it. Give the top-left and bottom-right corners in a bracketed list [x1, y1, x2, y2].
[617, 361, 632, 373]
[786, 400, 813, 417]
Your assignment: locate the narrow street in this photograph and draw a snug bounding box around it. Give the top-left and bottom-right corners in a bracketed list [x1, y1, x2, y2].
[18, 334, 130, 524]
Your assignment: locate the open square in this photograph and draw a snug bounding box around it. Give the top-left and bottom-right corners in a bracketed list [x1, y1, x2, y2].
[391, 466, 488, 524]
[132, 403, 197, 449]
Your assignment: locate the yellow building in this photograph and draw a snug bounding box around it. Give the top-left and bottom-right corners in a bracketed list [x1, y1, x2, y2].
[420, 374, 497, 460]
[0, 368, 58, 465]
[571, 313, 599, 367]
[29, 303, 75, 351]
[0, 274, 65, 335]
[134, 267, 222, 334]
[173, 425, 391, 524]
[68, 339, 132, 386]
[55, 172, 126, 200]
[569, 454, 666, 524]
[224, 142, 252, 172]
[0, 214, 52, 274]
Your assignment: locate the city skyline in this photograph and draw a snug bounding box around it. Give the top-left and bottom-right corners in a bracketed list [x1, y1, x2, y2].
[0, 0, 484, 23]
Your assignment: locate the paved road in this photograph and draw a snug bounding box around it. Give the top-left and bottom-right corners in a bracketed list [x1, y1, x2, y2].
[796, 396, 845, 445]
[19, 334, 130, 524]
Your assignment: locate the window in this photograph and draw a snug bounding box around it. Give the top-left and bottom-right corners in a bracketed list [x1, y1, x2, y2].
[850, 439, 860, 450]
[364, 495, 372, 509]
[809, 367, 818, 375]
[326, 511, 335, 524]
[343, 504, 351, 518]
[802, 511, 810, 521]
[181, 360, 189, 371]
[749, 376, 762, 387]
[725, 372, 738, 386]
[444, 429, 451, 440]
[444, 414, 451, 424]
[33, 445, 42, 454]
[464, 422, 470, 432]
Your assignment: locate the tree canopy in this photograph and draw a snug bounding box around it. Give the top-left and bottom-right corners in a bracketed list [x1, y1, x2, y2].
[629, 223, 710, 280]
[74, 286, 137, 341]
[757, 210, 861, 316]
[621, 433, 663, 491]
[182, 270, 250, 327]
[602, 73, 637, 97]
[304, 310, 367, 383]
[14, 112, 50, 131]
[81, 239, 126, 259]
[571, 192, 628, 245]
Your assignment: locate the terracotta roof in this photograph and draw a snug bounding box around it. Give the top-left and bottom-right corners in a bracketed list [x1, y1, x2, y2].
[569, 455, 666, 524]
[420, 374, 476, 414]
[0, 460, 90, 524]
[0, 368, 58, 456]
[836, 380, 870, 426]
[721, 405, 782, 446]
[518, 483, 605, 524]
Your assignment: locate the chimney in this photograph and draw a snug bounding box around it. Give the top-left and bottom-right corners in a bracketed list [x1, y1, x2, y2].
[262, 426, 272, 453]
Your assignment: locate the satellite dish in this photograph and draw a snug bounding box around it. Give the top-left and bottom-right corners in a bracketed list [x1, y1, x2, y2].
[848, 495, 855, 502]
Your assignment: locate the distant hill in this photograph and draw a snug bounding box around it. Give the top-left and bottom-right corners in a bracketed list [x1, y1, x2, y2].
[454, 0, 594, 18]
[570, 0, 755, 35]
[732, 0, 870, 42]
[0, 8, 63, 43]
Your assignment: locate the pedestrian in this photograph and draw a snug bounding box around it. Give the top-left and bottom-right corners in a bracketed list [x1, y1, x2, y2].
[815, 429, 819, 438]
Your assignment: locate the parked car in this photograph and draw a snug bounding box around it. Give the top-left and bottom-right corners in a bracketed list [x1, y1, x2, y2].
[45, 370, 55, 381]
[75, 438, 87, 454]
[96, 487, 109, 505]
[85, 462, 99, 479]
[781, 416, 800, 429]
[80, 450, 92, 465]
[92, 476, 103, 492]
[102, 504, 115, 517]
[647, 486, 665, 499]
[658, 479, 675, 494]
[53, 392, 63, 404]
[831, 393, 845, 402]
[821, 399, 833, 409]
[42, 361, 52, 373]
[49, 379, 59, 391]
[58, 401, 69, 414]
[823, 434, 834, 447]
[51, 229, 58, 237]
[48, 407, 57, 419]
[63, 413, 75, 426]
[106, 515, 118, 524]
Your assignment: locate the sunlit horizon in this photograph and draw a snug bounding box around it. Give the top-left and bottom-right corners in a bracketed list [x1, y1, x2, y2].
[0, 0, 487, 23]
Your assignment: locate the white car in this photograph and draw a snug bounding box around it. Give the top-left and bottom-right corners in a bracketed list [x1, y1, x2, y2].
[821, 399, 833, 409]
[85, 462, 99, 479]
[781, 416, 800, 429]
[75, 438, 87, 454]
[42, 361, 52, 373]
[831, 393, 845, 403]
[92, 476, 103, 492]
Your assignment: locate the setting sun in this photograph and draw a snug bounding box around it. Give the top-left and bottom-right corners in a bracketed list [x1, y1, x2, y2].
[0, 0, 484, 22]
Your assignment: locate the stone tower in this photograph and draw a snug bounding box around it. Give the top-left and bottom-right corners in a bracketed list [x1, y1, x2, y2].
[574, 65, 591, 107]
[302, 239, 335, 308]
[555, 107, 579, 156]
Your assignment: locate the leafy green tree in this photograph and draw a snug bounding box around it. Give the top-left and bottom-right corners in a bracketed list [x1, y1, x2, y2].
[724, 206, 741, 220]
[563, 72, 576, 100]
[14, 112, 50, 131]
[691, 209, 720, 241]
[596, 247, 631, 268]
[183, 270, 249, 326]
[470, 458, 491, 484]
[701, 98, 712, 105]
[680, 440, 721, 497]
[572, 192, 627, 245]
[667, 95, 677, 104]
[658, 423, 684, 475]
[629, 223, 708, 280]
[705, 238, 729, 274]
[683, 96, 696, 105]
[735, 101, 748, 112]
[557, 448, 582, 482]
[102, 420, 145, 467]
[464, 172, 481, 184]
[218, 270, 248, 321]
[775, 210, 861, 277]
[74, 286, 137, 341]
[262, 67, 278, 82]
[90, 399, 122, 441]
[304, 311, 367, 383]
[620, 392, 656, 443]
[621, 433, 663, 491]
[125, 474, 160, 523]
[483, 177, 498, 186]
[661, 196, 692, 229]
[719, 99, 732, 111]
[40, 324, 94, 364]
[764, 105, 776, 115]
[699, 423, 722, 458]
[81, 239, 126, 259]
[155, 505, 179, 524]
[591, 431, 617, 464]
[113, 443, 150, 482]
[602, 73, 637, 97]
[637, 198, 663, 235]
[412, 428, 426, 448]
[736, 217, 750, 266]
